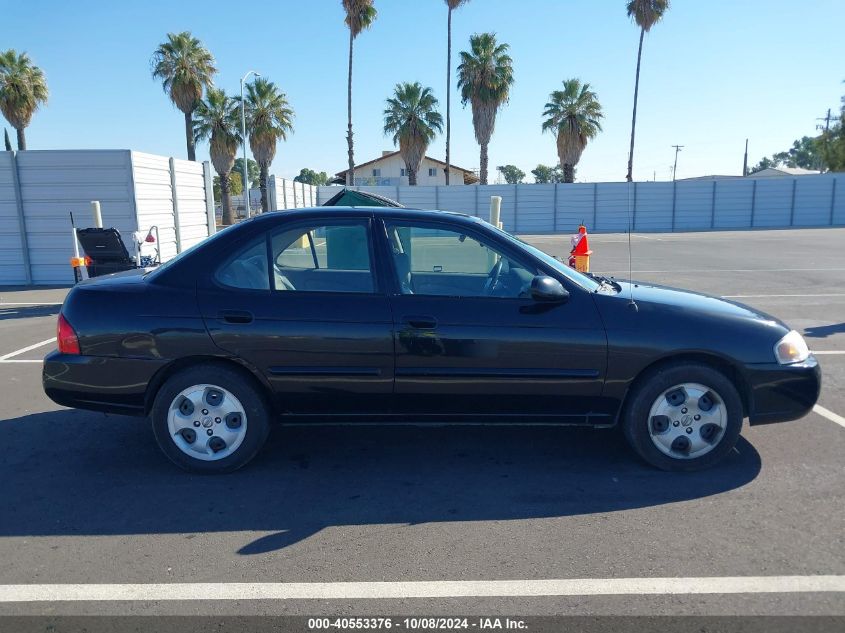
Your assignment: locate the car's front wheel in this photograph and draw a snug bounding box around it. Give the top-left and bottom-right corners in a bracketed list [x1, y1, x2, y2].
[151, 364, 270, 473]
[623, 362, 743, 471]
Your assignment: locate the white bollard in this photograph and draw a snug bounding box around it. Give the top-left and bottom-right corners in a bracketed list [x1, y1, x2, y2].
[489, 195, 502, 228]
[91, 201, 103, 228]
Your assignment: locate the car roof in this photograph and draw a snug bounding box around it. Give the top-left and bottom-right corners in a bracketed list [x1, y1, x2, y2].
[249, 206, 483, 225]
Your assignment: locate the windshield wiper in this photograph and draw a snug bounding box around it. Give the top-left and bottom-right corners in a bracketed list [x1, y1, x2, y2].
[587, 273, 621, 293]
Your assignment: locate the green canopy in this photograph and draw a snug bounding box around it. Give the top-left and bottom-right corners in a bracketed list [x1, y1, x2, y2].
[321, 188, 403, 207]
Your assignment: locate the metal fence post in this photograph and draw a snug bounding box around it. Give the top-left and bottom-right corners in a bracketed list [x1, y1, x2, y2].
[9, 152, 32, 284]
[168, 157, 182, 254]
[789, 178, 797, 226]
[513, 184, 519, 233]
[282, 180, 288, 209]
[671, 180, 677, 231]
[592, 182, 598, 229]
[268, 175, 277, 211]
[202, 161, 216, 236]
[829, 177, 837, 225]
[435, 184, 440, 209]
[552, 183, 558, 233]
[750, 179, 757, 227]
[632, 182, 638, 232]
[710, 180, 717, 228]
[475, 185, 479, 217]
[292, 179, 298, 208]
[396, 185, 401, 204]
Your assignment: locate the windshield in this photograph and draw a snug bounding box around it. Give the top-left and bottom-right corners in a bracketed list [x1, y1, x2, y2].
[484, 221, 602, 292]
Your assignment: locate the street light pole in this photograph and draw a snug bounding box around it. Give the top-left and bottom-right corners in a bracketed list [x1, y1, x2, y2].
[240, 70, 261, 218]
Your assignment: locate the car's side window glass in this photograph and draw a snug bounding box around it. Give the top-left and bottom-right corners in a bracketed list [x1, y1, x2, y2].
[271, 222, 374, 293]
[386, 223, 536, 298]
[214, 236, 270, 290]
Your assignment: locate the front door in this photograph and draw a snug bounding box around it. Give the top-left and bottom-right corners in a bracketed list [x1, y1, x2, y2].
[380, 219, 608, 422]
[197, 217, 394, 415]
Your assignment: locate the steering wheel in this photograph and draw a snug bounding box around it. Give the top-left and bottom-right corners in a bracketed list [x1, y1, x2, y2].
[483, 258, 504, 296]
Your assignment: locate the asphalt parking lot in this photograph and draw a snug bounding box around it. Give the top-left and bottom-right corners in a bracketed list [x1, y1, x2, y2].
[0, 227, 843, 620]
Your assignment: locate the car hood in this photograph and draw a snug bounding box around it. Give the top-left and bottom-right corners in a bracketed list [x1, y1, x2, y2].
[615, 280, 781, 322]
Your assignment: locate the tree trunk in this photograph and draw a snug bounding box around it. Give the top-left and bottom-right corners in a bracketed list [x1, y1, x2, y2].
[479, 142, 488, 185]
[408, 166, 417, 186]
[16, 127, 26, 151]
[5, 128, 14, 151]
[346, 29, 355, 186]
[259, 164, 269, 213]
[184, 110, 196, 161]
[445, 7, 452, 186]
[563, 163, 575, 183]
[626, 28, 645, 182]
[220, 173, 234, 226]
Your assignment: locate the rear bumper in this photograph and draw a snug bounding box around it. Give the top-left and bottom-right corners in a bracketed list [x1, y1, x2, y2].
[42, 351, 167, 416]
[745, 356, 821, 425]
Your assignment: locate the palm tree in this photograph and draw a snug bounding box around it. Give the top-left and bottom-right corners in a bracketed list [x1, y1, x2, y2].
[384, 82, 443, 186]
[342, 0, 378, 185]
[541, 79, 603, 184]
[457, 33, 514, 185]
[151, 32, 216, 162]
[242, 78, 295, 212]
[625, 0, 670, 182]
[193, 88, 241, 226]
[444, 0, 470, 185]
[0, 50, 49, 150]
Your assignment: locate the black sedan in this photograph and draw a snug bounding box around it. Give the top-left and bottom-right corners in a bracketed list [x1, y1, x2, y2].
[44, 207, 821, 473]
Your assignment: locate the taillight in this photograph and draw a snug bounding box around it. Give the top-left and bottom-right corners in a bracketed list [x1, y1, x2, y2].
[57, 313, 80, 355]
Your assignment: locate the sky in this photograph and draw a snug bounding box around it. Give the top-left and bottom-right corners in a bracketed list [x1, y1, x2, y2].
[3, 0, 844, 183]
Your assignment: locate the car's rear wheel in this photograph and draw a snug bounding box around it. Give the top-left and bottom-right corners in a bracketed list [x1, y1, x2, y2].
[151, 364, 270, 473]
[622, 362, 743, 471]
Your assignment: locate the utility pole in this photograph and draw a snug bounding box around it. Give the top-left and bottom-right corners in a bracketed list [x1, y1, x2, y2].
[671, 145, 684, 181]
[743, 138, 749, 177]
[817, 109, 835, 172]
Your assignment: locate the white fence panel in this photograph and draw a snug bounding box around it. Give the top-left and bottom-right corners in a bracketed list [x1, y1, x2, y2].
[675, 181, 714, 230]
[172, 158, 208, 251]
[713, 179, 754, 228]
[18, 150, 136, 284]
[793, 176, 835, 226]
[515, 184, 554, 233]
[132, 152, 177, 261]
[752, 178, 792, 227]
[0, 152, 27, 284]
[634, 182, 673, 231]
[556, 183, 594, 231]
[594, 183, 632, 232]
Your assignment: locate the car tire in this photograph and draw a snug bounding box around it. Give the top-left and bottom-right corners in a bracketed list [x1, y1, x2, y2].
[622, 362, 743, 471]
[151, 363, 271, 474]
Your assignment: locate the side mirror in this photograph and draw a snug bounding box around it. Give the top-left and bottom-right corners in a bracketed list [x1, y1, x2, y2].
[530, 275, 569, 303]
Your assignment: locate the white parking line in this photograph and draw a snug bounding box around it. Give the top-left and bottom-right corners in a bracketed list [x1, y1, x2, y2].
[0, 338, 56, 361]
[0, 575, 842, 602]
[0, 302, 63, 306]
[814, 405, 845, 429]
[722, 294, 845, 298]
[813, 351, 845, 355]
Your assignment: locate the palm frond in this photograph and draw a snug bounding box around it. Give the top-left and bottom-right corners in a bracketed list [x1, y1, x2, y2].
[342, 0, 378, 38]
[383, 82, 442, 180]
[151, 31, 216, 113]
[541, 78, 604, 172]
[626, 0, 670, 32]
[0, 49, 49, 132]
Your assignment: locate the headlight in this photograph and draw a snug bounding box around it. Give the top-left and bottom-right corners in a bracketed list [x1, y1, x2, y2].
[774, 330, 810, 365]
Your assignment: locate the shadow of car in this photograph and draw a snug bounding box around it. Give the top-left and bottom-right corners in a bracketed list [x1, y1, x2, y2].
[0, 410, 761, 554]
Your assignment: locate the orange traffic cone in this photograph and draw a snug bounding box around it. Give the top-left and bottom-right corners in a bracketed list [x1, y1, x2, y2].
[569, 224, 592, 273]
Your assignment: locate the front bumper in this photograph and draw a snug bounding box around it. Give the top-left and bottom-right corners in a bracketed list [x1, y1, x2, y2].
[42, 351, 167, 416]
[745, 356, 821, 425]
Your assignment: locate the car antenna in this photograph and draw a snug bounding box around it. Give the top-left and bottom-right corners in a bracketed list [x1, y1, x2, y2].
[626, 179, 638, 312]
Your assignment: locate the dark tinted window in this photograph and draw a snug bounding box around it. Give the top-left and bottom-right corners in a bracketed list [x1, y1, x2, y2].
[271, 222, 374, 293]
[214, 236, 270, 290]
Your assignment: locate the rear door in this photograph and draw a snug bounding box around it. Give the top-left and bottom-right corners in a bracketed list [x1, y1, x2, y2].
[379, 218, 609, 422]
[197, 216, 394, 415]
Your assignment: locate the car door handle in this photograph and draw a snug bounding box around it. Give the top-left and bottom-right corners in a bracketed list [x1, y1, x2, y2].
[220, 310, 254, 324]
[401, 315, 437, 329]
